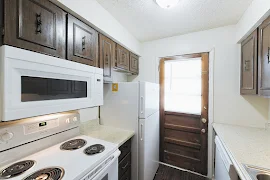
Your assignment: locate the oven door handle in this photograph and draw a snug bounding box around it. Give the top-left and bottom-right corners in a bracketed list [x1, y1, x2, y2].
[83, 150, 120, 180]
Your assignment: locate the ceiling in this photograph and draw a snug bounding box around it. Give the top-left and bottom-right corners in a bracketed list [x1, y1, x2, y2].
[96, 0, 253, 42]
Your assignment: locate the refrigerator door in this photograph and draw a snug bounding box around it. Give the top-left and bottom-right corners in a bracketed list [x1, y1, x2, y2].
[139, 111, 160, 180]
[100, 82, 139, 180]
[139, 82, 159, 119]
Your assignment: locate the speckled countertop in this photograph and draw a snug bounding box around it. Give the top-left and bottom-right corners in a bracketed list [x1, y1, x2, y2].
[213, 123, 270, 180]
[80, 119, 135, 147]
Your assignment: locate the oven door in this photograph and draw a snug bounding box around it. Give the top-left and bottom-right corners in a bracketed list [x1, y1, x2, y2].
[90, 150, 120, 180]
[1, 46, 101, 121]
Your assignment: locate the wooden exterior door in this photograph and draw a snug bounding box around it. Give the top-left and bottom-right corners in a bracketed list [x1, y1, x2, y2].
[159, 53, 209, 175]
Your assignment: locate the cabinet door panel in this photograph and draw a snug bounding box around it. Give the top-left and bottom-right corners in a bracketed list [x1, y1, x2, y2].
[130, 53, 139, 74]
[240, 30, 257, 95]
[67, 14, 98, 66]
[99, 34, 115, 81]
[4, 0, 66, 58]
[259, 16, 270, 96]
[116, 44, 129, 71]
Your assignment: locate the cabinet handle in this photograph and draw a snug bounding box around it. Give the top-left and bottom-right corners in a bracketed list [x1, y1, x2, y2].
[35, 13, 42, 34]
[105, 54, 109, 64]
[82, 36, 86, 51]
[244, 60, 250, 71]
[268, 47, 270, 64]
[122, 162, 129, 169]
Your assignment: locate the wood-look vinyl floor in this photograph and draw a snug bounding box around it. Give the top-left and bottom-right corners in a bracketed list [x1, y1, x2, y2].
[154, 165, 208, 180]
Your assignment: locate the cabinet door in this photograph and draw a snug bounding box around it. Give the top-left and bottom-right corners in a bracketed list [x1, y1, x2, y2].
[240, 30, 258, 95]
[129, 53, 139, 74]
[99, 34, 115, 81]
[67, 14, 98, 66]
[4, 0, 66, 58]
[115, 44, 130, 71]
[259, 16, 270, 96]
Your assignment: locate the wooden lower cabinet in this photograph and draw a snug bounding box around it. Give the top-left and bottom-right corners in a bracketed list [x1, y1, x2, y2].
[3, 0, 66, 58]
[258, 16, 270, 96]
[118, 139, 131, 180]
[240, 29, 258, 95]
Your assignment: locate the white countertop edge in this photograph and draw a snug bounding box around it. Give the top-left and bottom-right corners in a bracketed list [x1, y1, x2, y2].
[116, 132, 135, 147]
[213, 123, 252, 180]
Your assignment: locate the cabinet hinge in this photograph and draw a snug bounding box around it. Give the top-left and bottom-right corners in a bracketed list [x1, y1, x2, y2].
[1, 27, 4, 36]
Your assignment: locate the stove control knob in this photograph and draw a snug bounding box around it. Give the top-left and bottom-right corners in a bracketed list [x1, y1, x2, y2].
[1, 132, 13, 142]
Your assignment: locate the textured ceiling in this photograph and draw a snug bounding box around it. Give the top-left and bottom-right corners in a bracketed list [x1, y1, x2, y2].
[96, 0, 253, 42]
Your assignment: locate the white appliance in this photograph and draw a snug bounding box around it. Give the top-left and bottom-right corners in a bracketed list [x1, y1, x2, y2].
[100, 82, 160, 180]
[0, 45, 103, 122]
[0, 112, 120, 180]
[215, 136, 238, 180]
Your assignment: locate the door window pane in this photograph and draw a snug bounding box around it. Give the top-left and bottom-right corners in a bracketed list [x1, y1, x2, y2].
[164, 58, 201, 115]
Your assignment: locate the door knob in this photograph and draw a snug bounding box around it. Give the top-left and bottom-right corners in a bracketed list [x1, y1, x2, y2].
[201, 129, 206, 133]
[201, 118, 207, 124]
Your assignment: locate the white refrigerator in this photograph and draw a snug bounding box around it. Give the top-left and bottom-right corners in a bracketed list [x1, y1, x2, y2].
[100, 81, 160, 180]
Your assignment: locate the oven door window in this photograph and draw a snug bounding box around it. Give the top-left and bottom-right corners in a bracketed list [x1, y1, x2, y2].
[101, 174, 108, 180]
[21, 76, 87, 102]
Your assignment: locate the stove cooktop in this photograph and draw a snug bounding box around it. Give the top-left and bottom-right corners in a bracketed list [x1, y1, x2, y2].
[0, 135, 118, 180]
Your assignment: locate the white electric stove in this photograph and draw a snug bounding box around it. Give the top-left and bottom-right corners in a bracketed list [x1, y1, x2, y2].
[0, 112, 120, 180]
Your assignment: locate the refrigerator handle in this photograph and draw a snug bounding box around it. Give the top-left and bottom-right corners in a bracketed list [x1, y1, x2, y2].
[140, 96, 144, 114]
[140, 123, 143, 141]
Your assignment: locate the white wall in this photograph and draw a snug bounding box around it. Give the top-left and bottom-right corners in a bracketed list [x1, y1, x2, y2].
[129, 25, 269, 128]
[128, 25, 269, 178]
[57, 0, 142, 55]
[235, 0, 270, 43]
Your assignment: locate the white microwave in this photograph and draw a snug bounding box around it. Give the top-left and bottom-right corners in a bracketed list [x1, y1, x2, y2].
[0, 46, 103, 122]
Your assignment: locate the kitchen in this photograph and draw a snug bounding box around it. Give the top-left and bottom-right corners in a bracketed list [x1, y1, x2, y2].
[0, 0, 270, 180]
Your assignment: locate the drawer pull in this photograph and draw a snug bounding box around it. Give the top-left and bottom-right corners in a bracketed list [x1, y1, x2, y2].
[122, 162, 129, 169]
[35, 13, 42, 34]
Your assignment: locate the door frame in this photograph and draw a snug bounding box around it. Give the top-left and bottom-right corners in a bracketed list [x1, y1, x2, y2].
[159, 52, 213, 176]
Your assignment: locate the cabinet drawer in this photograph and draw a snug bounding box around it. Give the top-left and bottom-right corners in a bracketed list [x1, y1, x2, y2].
[119, 152, 131, 178]
[120, 167, 131, 180]
[4, 0, 66, 58]
[129, 53, 139, 74]
[67, 14, 98, 66]
[119, 139, 131, 161]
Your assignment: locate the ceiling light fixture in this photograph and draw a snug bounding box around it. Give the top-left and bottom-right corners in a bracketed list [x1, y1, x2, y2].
[155, 0, 179, 9]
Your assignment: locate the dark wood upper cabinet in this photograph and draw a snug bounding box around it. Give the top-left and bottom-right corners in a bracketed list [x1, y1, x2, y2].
[115, 44, 130, 71]
[129, 53, 139, 74]
[240, 29, 258, 95]
[258, 16, 270, 96]
[99, 34, 115, 82]
[67, 14, 98, 66]
[3, 0, 66, 58]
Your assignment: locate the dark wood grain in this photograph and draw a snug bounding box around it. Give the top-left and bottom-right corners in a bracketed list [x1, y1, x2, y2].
[159, 53, 209, 175]
[118, 139, 131, 180]
[99, 34, 115, 81]
[240, 29, 258, 95]
[4, 0, 66, 58]
[154, 164, 207, 180]
[258, 15, 270, 96]
[129, 52, 139, 74]
[0, 0, 3, 45]
[115, 44, 130, 71]
[67, 14, 98, 66]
